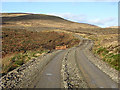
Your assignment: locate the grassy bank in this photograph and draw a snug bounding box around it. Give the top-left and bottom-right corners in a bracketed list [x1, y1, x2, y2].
[88, 35, 120, 71]
[94, 46, 120, 70]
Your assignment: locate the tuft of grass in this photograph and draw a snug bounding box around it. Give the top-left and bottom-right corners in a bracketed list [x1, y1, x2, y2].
[8, 63, 19, 72]
[96, 47, 109, 55]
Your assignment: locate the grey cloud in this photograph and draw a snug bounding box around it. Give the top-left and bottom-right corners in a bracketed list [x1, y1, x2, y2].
[87, 17, 117, 27]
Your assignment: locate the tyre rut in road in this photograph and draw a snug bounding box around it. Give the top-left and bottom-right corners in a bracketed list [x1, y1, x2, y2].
[61, 47, 89, 88]
[29, 50, 66, 88]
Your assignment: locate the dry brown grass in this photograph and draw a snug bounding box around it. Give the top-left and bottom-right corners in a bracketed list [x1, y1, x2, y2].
[2, 27, 79, 57]
[1, 27, 80, 75]
[2, 13, 99, 30]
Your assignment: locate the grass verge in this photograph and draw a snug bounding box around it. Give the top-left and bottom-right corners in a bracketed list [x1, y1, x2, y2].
[94, 46, 120, 71]
[2, 50, 48, 75]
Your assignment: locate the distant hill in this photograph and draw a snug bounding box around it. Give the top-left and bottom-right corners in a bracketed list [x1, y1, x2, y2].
[2, 13, 99, 30]
[2, 13, 119, 35]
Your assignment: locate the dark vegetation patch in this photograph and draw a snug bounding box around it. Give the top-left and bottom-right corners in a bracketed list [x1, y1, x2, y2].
[2, 28, 80, 57]
[2, 27, 80, 75]
[2, 14, 68, 24]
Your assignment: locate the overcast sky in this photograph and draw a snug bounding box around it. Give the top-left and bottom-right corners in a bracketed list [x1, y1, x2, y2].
[2, 1, 118, 27]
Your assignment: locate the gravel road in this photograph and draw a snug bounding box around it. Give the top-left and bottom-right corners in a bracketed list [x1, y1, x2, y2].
[75, 40, 118, 88]
[25, 33, 118, 88]
[1, 33, 118, 88]
[31, 50, 66, 88]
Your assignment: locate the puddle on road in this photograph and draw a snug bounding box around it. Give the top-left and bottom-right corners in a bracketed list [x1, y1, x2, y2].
[99, 87, 104, 88]
[46, 73, 53, 76]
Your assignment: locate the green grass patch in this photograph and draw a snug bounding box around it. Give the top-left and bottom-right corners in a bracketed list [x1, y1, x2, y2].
[95, 46, 120, 71]
[96, 47, 109, 55]
[2, 50, 48, 75]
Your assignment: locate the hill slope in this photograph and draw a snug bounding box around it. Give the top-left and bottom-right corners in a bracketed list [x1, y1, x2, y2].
[2, 13, 99, 31]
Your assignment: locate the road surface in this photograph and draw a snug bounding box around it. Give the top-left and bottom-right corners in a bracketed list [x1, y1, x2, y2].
[28, 34, 118, 88]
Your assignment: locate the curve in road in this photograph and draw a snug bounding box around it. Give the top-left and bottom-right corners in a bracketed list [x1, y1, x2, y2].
[75, 40, 118, 88]
[25, 34, 118, 88]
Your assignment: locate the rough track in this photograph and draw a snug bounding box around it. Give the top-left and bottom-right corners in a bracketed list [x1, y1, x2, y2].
[75, 40, 118, 88]
[28, 34, 118, 88]
[1, 33, 118, 88]
[31, 50, 66, 88]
